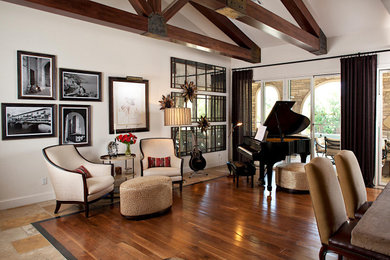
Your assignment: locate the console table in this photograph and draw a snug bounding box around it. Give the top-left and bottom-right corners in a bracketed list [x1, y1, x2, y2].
[100, 153, 136, 179]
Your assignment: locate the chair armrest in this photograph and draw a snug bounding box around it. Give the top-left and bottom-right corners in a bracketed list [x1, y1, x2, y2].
[82, 161, 113, 177]
[44, 161, 86, 202]
[170, 156, 183, 172]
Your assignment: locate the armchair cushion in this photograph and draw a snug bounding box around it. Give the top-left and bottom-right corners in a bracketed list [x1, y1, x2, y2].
[143, 167, 181, 178]
[148, 157, 171, 168]
[86, 176, 115, 195]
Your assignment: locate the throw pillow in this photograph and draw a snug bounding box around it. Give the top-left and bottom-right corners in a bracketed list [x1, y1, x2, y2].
[148, 157, 171, 168]
[73, 165, 92, 178]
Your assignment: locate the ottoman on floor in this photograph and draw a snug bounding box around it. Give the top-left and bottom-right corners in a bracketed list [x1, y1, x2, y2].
[275, 163, 309, 193]
[120, 176, 172, 219]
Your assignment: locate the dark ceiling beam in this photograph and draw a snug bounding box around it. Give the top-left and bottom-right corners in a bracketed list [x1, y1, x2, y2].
[189, 0, 327, 55]
[163, 0, 189, 22]
[148, 0, 161, 13]
[280, 0, 321, 37]
[3, 0, 259, 63]
[128, 0, 153, 16]
[190, 1, 260, 61]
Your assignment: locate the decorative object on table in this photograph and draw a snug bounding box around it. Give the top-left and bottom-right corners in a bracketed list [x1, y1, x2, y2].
[180, 80, 197, 102]
[197, 116, 210, 133]
[115, 167, 122, 175]
[116, 132, 137, 156]
[189, 128, 207, 177]
[59, 68, 102, 101]
[107, 140, 119, 157]
[109, 77, 149, 134]
[1, 103, 56, 140]
[164, 107, 192, 157]
[159, 94, 174, 110]
[17, 50, 56, 100]
[59, 105, 91, 146]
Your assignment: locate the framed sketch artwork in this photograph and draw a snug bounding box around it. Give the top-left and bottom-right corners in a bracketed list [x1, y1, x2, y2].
[59, 68, 102, 101]
[1, 103, 56, 140]
[17, 51, 56, 100]
[109, 77, 149, 133]
[59, 105, 91, 146]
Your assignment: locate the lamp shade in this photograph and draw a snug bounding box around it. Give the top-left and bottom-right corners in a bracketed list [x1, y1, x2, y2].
[164, 108, 192, 126]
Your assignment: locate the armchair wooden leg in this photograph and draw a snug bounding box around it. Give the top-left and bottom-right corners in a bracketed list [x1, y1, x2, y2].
[319, 245, 327, 260]
[180, 182, 183, 192]
[54, 201, 61, 214]
[84, 203, 89, 218]
[110, 191, 114, 203]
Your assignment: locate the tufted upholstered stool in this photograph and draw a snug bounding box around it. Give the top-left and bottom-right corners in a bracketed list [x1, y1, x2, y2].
[275, 163, 309, 193]
[120, 176, 172, 219]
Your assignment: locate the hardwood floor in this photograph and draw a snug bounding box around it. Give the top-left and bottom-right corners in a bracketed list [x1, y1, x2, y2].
[35, 177, 382, 260]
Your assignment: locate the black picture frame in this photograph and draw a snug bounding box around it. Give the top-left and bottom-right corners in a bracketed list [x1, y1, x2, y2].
[59, 68, 102, 101]
[59, 105, 91, 147]
[109, 77, 149, 134]
[17, 50, 56, 100]
[1, 103, 56, 140]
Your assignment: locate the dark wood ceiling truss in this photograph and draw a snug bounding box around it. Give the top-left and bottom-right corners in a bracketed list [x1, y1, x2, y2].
[4, 0, 326, 63]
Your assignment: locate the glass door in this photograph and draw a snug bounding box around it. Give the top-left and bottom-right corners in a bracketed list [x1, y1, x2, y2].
[378, 70, 390, 185]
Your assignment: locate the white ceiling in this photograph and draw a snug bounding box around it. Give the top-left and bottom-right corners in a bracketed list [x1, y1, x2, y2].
[93, 0, 390, 49]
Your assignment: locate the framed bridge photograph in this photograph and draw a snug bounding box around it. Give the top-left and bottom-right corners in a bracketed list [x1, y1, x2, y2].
[17, 50, 56, 100]
[1, 103, 56, 140]
[59, 105, 91, 146]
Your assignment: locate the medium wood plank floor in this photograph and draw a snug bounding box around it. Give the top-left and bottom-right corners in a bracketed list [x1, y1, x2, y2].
[35, 177, 382, 260]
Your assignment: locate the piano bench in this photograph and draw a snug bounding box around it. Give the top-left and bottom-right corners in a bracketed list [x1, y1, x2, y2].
[227, 161, 255, 188]
[275, 163, 309, 193]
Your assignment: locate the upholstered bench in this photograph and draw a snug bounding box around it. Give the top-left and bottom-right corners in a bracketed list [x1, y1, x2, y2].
[120, 176, 172, 219]
[275, 163, 309, 193]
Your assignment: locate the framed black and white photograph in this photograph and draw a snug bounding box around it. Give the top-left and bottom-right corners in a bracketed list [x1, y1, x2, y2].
[109, 77, 149, 134]
[1, 103, 56, 140]
[60, 68, 102, 101]
[17, 50, 56, 100]
[59, 105, 91, 146]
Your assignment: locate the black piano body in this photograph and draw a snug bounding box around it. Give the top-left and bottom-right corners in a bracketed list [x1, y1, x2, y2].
[237, 101, 311, 191]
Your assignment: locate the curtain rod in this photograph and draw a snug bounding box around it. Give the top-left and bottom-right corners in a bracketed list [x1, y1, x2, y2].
[232, 48, 390, 71]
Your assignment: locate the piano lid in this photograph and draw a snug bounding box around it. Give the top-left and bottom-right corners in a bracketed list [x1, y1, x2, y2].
[263, 101, 310, 136]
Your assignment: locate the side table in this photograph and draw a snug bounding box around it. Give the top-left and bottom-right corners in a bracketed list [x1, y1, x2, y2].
[100, 153, 136, 179]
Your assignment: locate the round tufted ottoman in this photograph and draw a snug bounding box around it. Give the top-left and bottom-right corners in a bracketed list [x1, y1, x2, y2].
[275, 163, 309, 193]
[120, 176, 172, 219]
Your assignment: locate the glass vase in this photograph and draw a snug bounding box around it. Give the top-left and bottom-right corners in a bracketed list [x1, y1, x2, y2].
[125, 143, 131, 156]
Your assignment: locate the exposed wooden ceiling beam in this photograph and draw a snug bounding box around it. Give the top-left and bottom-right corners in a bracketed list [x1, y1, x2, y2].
[189, 0, 327, 55]
[280, 0, 321, 37]
[148, 0, 161, 13]
[128, 0, 153, 17]
[163, 0, 189, 22]
[3, 0, 259, 63]
[190, 1, 260, 61]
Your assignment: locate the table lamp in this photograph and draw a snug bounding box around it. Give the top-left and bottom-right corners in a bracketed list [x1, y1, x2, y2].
[164, 107, 192, 157]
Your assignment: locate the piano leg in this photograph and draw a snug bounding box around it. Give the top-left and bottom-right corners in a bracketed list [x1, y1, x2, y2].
[266, 163, 274, 192]
[299, 153, 310, 163]
[259, 161, 266, 186]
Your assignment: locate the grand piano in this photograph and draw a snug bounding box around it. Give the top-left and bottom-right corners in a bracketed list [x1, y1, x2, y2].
[237, 101, 311, 192]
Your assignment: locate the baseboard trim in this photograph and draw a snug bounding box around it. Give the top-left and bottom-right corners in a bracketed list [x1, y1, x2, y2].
[0, 192, 55, 210]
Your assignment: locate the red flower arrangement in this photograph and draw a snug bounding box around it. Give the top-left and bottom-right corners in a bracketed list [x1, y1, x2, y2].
[116, 133, 137, 144]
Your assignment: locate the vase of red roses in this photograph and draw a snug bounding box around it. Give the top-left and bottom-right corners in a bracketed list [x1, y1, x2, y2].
[116, 133, 137, 156]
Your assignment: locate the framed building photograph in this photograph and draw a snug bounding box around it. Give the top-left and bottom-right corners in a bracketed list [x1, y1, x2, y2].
[59, 68, 102, 101]
[17, 50, 56, 100]
[1, 103, 56, 140]
[59, 105, 91, 146]
[109, 77, 149, 134]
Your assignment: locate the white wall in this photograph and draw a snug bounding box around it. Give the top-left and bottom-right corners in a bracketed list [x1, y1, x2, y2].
[0, 2, 231, 209]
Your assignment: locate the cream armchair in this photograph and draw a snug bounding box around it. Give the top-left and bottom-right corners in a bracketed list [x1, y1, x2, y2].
[140, 138, 183, 191]
[42, 145, 114, 217]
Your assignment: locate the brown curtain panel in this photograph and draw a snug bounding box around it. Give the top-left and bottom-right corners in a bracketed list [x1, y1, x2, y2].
[341, 55, 377, 187]
[232, 70, 253, 161]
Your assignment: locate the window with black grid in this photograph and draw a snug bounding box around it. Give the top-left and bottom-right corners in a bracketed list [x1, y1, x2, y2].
[171, 125, 226, 157]
[171, 57, 226, 93]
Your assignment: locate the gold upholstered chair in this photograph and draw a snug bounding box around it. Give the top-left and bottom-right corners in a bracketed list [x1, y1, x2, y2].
[42, 145, 114, 217]
[334, 150, 372, 219]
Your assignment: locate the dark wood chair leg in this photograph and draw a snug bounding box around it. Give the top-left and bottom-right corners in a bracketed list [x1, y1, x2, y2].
[319, 245, 327, 260]
[54, 201, 61, 214]
[236, 175, 239, 187]
[84, 203, 89, 218]
[251, 175, 254, 188]
[180, 182, 183, 192]
[247, 176, 249, 182]
[110, 191, 114, 203]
